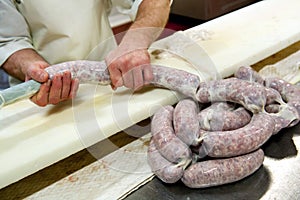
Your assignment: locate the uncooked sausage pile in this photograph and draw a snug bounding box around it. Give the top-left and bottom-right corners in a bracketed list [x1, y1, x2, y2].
[32, 60, 300, 188]
[147, 66, 300, 188]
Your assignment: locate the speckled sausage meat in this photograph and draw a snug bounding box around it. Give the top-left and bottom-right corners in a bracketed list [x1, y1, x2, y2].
[265, 77, 300, 114]
[195, 77, 267, 113]
[234, 66, 265, 85]
[198, 112, 274, 158]
[181, 149, 264, 188]
[151, 105, 192, 164]
[46, 61, 201, 99]
[173, 99, 200, 146]
[150, 65, 201, 99]
[45, 60, 111, 84]
[198, 103, 251, 131]
[147, 139, 188, 183]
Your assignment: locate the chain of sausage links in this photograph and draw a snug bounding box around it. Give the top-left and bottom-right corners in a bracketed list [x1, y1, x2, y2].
[148, 66, 300, 188]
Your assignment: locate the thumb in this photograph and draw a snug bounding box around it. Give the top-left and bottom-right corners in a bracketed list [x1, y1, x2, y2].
[25, 63, 49, 82]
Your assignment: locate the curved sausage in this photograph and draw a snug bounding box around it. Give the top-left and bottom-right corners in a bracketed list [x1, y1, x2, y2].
[147, 139, 189, 183]
[173, 98, 200, 146]
[234, 66, 264, 85]
[150, 65, 201, 100]
[181, 148, 264, 188]
[198, 104, 251, 131]
[151, 105, 192, 164]
[267, 104, 299, 133]
[197, 112, 274, 158]
[265, 77, 300, 126]
[196, 78, 267, 113]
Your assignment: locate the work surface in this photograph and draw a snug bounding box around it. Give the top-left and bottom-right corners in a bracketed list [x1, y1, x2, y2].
[1, 0, 300, 199]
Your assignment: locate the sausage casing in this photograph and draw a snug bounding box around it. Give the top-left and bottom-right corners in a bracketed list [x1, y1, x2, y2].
[151, 105, 192, 163]
[181, 149, 264, 188]
[173, 99, 200, 146]
[198, 112, 274, 157]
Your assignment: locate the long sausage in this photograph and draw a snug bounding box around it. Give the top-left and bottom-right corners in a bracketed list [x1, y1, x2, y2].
[197, 112, 274, 158]
[151, 105, 192, 164]
[173, 98, 200, 146]
[195, 77, 267, 113]
[181, 148, 264, 188]
[147, 139, 189, 183]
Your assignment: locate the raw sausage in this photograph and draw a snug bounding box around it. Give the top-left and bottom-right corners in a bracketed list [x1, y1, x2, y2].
[147, 139, 189, 183]
[150, 65, 201, 99]
[45, 60, 111, 84]
[197, 112, 274, 157]
[173, 98, 200, 146]
[195, 77, 267, 113]
[234, 66, 264, 85]
[198, 103, 251, 131]
[151, 105, 192, 163]
[181, 148, 264, 188]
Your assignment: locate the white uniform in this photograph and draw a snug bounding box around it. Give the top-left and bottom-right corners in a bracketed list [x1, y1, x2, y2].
[0, 0, 141, 85]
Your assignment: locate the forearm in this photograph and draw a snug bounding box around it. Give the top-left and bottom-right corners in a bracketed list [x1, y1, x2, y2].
[120, 0, 171, 48]
[2, 48, 48, 81]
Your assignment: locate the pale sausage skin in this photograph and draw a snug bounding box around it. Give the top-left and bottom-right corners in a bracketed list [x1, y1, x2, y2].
[151, 105, 192, 164]
[173, 99, 200, 146]
[195, 78, 267, 113]
[234, 66, 265, 85]
[181, 149, 264, 188]
[265, 77, 300, 127]
[45, 60, 111, 84]
[150, 65, 201, 99]
[198, 103, 251, 131]
[197, 112, 274, 158]
[265, 77, 300, 112]
[46, 61, 201, 99]
[147, 139, 187, 184]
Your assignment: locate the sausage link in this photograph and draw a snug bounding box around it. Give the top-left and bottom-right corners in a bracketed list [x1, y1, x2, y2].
[196, 78, 267, 113]
[173, 99, 200, 146]
[198, 104, 251, 131]
[151, 105, 192, 163]
[46, 61, 201, 100]
[45, 60, 111, 84]
[234, 66, 265, 85]
[150, 65, 200, 100]
[197, 112, 274, 158]
[181, 148, 264, 188]
[265, 77, 300, 126]
[147, 139, 189, 183]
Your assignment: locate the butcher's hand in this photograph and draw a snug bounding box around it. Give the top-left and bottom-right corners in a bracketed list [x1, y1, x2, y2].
[106, 48, 153, 91]
[28, 64, 79, 106]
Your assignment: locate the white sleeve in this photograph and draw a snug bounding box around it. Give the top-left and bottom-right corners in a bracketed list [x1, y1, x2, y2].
[0, 0, 34, 67]
[111, 0, 143, 21]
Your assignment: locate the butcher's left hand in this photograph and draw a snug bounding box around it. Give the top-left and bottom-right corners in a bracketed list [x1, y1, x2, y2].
[106, 48, 153, 91]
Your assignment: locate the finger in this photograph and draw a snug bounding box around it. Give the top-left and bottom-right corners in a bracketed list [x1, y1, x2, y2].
[142, 64, 154, 85]
[48, 74, 62, 105]
[61, 71, 72, 99]
[26, 65, 49, 82]
[132, 66, 144, 91]
[30, 80, 51, 107]
[69, 78, 80, 99]
[122, 68, 134, 89]
[108, 65, 123, 89]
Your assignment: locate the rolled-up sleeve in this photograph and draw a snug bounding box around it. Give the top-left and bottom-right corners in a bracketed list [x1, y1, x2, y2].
[0, 0, 33, 67]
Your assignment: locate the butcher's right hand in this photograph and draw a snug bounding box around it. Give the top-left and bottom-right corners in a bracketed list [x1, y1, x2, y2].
[25, 62, 79, 107]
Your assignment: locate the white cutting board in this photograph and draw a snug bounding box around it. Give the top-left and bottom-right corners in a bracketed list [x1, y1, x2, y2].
[1, 0, 300, 189]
